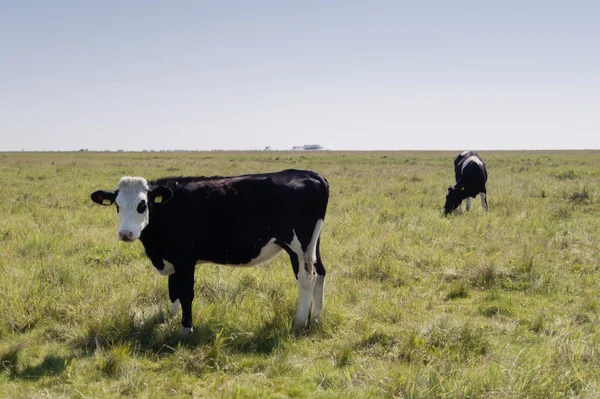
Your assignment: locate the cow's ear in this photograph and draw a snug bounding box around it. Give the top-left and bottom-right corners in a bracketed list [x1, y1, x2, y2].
[91, 190, 117, 206]
[149, 186, 173, 204]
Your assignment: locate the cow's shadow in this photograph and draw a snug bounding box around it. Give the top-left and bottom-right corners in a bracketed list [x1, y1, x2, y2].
[3, 308, 324, 380]
[1, 345, 72, 381]
[75, 305, 302, 357]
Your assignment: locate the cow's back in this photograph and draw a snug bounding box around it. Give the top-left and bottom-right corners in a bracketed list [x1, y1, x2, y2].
[143, 169, 328, 264]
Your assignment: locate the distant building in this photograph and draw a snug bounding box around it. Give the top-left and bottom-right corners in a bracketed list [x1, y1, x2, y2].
[291, 144, 324, 151]
[264, 146, 272, 151]
[303, 144, 324, 151]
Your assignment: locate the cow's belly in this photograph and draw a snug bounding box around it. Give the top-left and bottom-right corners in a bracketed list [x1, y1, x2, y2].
[196, 238, 283, 267]
[239, 239, 283, 266]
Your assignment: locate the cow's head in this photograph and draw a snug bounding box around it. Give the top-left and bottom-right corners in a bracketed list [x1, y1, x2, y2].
[91, 177, 173, 241]
[443, 185, 463, 215]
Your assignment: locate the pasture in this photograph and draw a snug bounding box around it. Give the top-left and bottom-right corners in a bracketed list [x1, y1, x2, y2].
[1, 150, 600, 398]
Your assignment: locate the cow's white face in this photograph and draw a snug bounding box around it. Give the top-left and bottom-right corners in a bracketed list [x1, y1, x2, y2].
[115, 181, 150, 241]
[91, 176, 173, 242]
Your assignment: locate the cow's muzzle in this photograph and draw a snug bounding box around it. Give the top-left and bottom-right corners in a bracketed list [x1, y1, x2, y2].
[118, 230, 136, 242]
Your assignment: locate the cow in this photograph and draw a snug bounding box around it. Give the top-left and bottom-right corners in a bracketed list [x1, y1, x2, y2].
[90, 169, 329, 336]
[444, 151, 488, 215]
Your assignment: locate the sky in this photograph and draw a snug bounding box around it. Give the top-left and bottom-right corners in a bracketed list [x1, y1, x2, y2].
[1, 1, 599, 151]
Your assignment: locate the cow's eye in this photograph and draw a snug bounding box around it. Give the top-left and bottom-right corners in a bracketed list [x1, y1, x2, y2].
[116, 204, 120, 213]
[137, 200, 147, 214]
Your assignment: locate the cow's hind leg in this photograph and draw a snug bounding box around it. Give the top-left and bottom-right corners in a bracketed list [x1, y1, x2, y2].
[296, 218, 326, 332]
[465, 197, 473, 211]
[168, 274, 180, 316]
[277, 219, 325, 335]
[306, 219, 325, 325]
[276, 237, 308, 335]
[311, 236, 326, 325]
[481, 192, 488, 211]
[290, 231, 314, 335]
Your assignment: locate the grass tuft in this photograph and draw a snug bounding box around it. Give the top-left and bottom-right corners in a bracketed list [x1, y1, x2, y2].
[96, 343, 132, 378]
[569, 186, 590, 203]
[445, 280, 470, 300]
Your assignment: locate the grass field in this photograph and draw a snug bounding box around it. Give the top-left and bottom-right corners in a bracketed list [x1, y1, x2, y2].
[1, 150, 600, 398]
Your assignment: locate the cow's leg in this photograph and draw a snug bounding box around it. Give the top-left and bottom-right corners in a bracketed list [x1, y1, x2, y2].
[277, 224, 324, 335]
[465, 197, 472, 211]
[276, 239, 307, 334]
[287, 232, 313, 335]
[168, 274, 180, 316]
[481, 191, 488, 211]
[176, 264, 196, 336]
[305, 220, 325, 325]
[294, 218, 326, 331]
[311, 237, 326, 325]
[294, 265, 313, 335]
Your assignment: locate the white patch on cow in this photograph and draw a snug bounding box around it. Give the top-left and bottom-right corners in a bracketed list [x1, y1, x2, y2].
[115, 176, 150, 241]
[180, 326, 193, 336]
[155, 259, 175, 276]
[243, 238, 282, 266]
[460, 150, 470, 156]
[208, 239, 282, 267]
[308, 220, 324, 261]
[294, 274, 313, 334]
[311, 274, 325, 324]
[461, 155, 483, 174]
[171, 299, 180, 315]
[118, 176, 149, 192]
[465, 197, 472, 211]
[289, 230, 303, 256]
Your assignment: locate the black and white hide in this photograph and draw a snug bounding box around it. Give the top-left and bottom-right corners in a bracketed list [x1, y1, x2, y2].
[90, 169, 329, 336]
[444, 151, 488, 215]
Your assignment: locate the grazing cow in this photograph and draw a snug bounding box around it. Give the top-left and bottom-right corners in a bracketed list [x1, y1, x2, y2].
[444, 151, 488, 215]
[90, 169, 329, 335]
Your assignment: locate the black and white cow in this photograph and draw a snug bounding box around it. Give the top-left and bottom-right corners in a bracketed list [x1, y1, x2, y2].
[444, 151, 488, 215]
[90, 169, 329, 335]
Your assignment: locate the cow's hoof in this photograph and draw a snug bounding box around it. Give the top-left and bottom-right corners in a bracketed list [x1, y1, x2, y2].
[180, 326, 193, 337]
[292, 322, 305, 337]
[170, 299, 180, 316]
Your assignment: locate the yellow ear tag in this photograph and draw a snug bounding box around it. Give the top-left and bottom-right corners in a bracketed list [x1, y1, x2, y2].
[102, 199, 111, 205]
[461, 187, 465, 191]
[154, 195, 162, 204]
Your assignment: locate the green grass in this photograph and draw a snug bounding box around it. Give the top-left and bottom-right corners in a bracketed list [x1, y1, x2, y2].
[1, 150, 600, 398]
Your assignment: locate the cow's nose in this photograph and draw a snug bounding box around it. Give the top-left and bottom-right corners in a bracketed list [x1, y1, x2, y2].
[118, 230, 135, 241]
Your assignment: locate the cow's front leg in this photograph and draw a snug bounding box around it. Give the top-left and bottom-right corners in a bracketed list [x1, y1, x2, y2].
[176, 265, 196, 336]
[168, 274, 180, 316]
[465, 197, 472, 211]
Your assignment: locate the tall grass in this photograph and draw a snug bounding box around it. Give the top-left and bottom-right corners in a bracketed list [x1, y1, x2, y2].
[1, 150, 600, 397]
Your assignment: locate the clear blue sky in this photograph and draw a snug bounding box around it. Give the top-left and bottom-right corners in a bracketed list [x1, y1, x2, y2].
[1, 1, 598, 151]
